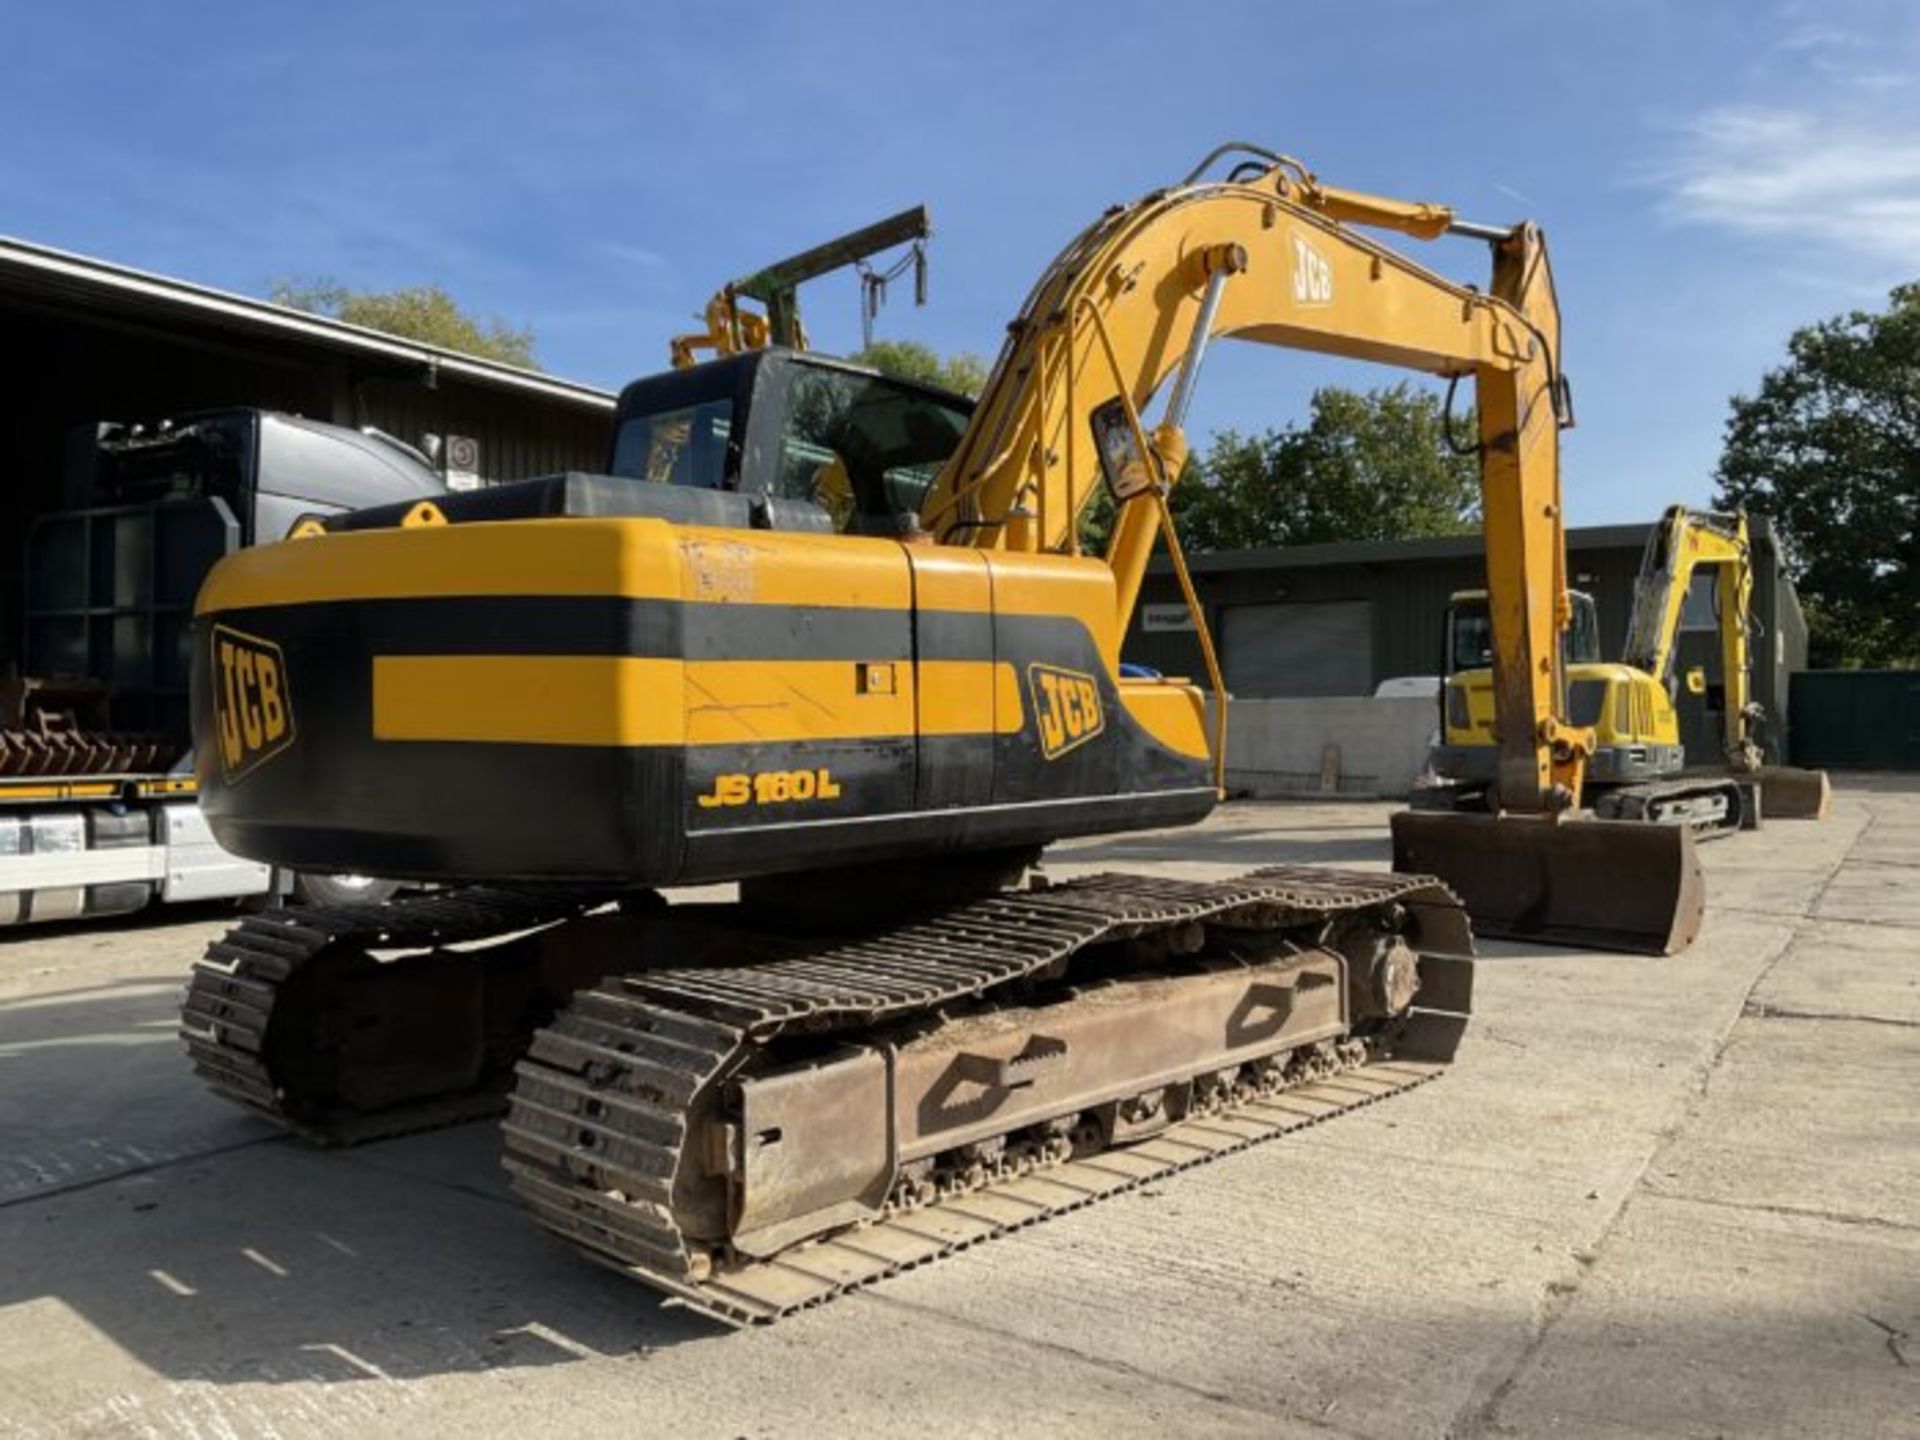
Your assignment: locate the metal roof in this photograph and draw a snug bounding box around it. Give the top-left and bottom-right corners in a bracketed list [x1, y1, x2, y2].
[1154, 517, 1777, 575]
[0, 234, 616, 412]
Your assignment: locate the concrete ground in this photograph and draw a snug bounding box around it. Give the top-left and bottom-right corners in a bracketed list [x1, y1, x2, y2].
[0, 779, 1913, 1438]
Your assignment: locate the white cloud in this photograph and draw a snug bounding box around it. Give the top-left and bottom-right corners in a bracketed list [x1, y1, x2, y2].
[1774, 21, 1862, 54]
[1650, 105, 1920, 265]
[598, 241, 670, 269]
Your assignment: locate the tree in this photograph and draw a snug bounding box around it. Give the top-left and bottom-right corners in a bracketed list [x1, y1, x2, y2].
[1170, 382, 1480, 552]
[270, 278, 540, 370]
[1714, 284, 1920, 669]
[850, 339, 989, 398]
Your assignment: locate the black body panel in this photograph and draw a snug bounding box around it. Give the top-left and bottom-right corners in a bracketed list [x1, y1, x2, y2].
[192, 590, 1213, 887]
[333, 471, 835, 535]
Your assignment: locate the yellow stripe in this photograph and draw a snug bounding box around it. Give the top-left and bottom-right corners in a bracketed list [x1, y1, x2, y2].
[199, 519, 922, 616]
[918, 660, 1022, 736]
[374, 656, 685, 746]
[374, 656, 942, 748]
[136, 777, 198, 797]
[684, 660, 914, 745]
[0, 780, 121, 802]
[372, 655, 1198, 759]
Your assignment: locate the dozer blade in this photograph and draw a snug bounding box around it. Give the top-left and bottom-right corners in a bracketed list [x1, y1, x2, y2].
[1755, 765, 1831, 820]
[1390, 809, 1705, 956]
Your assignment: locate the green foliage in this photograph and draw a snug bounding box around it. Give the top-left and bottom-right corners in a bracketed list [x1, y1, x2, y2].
[1169, 383, 1480, 552]
[270, 278, 540, 370]
[1714, 284, 1920, 669]
[850, 339, 989, 398]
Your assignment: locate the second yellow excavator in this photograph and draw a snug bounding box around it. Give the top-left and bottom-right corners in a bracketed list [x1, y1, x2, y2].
[1394, 505, 1831, 952]
[1421, 505, 1831, 829]
[179, 143, 1687, 1322]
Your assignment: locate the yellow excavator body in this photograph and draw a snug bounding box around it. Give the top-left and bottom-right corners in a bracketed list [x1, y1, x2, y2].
[1446, 662, 1682, 767]
[1437, 588, 1687, 792]
[180, 144, 1703, 1320]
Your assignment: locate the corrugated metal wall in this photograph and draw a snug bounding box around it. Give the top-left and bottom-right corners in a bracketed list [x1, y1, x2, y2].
[1126, 552, 1488, 684]
[353, 374, 612, 485]
[1127, 543, 1647, 690]
[1790, 671, 1920, 769]
[1124, 527, 1804, 764]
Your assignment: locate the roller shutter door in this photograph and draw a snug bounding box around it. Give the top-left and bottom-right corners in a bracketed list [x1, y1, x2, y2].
[1222, 600, 1373, 698]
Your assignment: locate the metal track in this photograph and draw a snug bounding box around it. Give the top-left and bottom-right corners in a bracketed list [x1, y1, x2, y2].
[602, 1052, 1438, 1326]
[181, 887, 614, 1145]
[503, 866, 1471, 1323]
[1597, 775, 1748, 836]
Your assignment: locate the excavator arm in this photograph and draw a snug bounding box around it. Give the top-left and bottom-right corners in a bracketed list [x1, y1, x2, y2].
[1619, 505, 1830, 817]
[920, 146, 1583, 813]
[1622, 506, 1761, 770]
[924, 145, 1704, 954]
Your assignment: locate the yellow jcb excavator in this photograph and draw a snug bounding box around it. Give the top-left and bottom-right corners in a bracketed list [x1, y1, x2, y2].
[1418, 506, 1830, 829]
[180, 144, 1677, 1323]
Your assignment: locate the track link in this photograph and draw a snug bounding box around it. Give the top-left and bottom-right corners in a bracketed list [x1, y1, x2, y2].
[1597, 775, 1749, 836]
[181, 887, 616, 1145]
[504, 865, 1473, 1324]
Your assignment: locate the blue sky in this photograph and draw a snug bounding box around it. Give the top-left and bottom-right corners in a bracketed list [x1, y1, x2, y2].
[5, 0, 1916, 524]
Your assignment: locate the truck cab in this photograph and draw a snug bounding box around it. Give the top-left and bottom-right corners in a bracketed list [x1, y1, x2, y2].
[0, 410, 445, 925]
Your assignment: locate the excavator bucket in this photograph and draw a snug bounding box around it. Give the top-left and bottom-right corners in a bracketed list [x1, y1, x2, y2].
[1755, 765, 1832, 820]
[1390, 810, 1706, 956]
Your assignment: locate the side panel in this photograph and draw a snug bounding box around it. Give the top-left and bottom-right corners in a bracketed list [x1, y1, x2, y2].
[195, 518, 693, 882]
[983, 552, 1206, 808]
[676, 529, 916, 834]
[907, 547, 997, 811]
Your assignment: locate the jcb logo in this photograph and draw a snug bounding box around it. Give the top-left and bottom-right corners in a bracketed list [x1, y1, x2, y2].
[212, 626, 295, 782]
[1027, 664, 1104, 760]
[1291, 232, 1333, 306]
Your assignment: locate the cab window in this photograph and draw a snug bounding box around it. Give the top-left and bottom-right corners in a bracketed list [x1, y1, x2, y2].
[1449, 606, 1494, 672]
[776, 367, 970, 533]
[609, 398, 732, 488]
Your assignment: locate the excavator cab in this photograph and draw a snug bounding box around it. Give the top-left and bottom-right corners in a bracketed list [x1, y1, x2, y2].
[607, 348, 973, 536]
[1432, 589, 1601, 796]
[1446, 588, 1600, 671]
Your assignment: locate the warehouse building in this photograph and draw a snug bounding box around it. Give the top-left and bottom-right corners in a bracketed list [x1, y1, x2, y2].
[1123, 521, 1809, 766]
[0, 234, 617, 658]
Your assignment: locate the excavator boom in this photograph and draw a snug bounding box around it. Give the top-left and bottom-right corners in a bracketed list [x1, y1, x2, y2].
[922, 147, 1585, 814]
